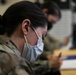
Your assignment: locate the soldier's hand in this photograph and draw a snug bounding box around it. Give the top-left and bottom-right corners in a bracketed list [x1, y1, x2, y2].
[47, 55, 63, 70]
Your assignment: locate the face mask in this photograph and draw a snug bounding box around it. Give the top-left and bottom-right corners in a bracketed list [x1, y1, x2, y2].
[47, 21, 53, 30]
[22, 28, 44, 62]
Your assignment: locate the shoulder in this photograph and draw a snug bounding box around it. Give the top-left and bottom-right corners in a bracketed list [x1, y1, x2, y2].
[0, 51, 34, 75]
[0, 51, 11, 65]
[0, 51, 21, 74]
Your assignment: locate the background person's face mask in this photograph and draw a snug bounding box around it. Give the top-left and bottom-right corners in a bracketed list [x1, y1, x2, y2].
[22, 27, 44, 62]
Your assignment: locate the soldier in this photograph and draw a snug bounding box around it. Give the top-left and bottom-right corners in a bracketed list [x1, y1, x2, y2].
[0, 1, 47, 75]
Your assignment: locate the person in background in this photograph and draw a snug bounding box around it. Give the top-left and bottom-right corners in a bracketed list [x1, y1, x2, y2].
[30, 1, 63, 75]
[0, 1, 47, 75]
[42, 1, 62, 52]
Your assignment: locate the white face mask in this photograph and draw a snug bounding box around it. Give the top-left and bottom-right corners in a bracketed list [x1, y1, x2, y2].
[22, 28, 44, 62]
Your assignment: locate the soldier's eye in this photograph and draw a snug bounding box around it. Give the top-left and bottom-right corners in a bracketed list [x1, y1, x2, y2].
[42, 32, 47, 40]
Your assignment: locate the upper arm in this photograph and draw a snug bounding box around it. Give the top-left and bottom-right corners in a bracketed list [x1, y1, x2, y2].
[0, 51, 11, 75]
[0, 51, 30, 75]
[31, 61, 51, 75]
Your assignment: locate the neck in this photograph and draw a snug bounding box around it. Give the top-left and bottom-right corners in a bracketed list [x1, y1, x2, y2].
[10, 33, 24, 54]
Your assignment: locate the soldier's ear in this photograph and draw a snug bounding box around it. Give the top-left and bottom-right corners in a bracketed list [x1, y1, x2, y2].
[22, 19, 31, 35]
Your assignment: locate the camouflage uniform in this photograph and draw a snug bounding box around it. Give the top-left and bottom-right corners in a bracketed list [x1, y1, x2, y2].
[0, 35, 62, 75]
[0, 35, 35, 75]
[0, 35, 56, 75]
[43, 34, 63, 53]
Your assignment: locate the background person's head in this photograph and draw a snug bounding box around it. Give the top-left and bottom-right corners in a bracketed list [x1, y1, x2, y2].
[41, 1, 61, 30]
[0, 1, 47, 51]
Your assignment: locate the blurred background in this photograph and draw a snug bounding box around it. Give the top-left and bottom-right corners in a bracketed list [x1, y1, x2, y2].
[0, 0, 76, 75]
[0, 0, 75, 49]
[0, 1, 73, 37]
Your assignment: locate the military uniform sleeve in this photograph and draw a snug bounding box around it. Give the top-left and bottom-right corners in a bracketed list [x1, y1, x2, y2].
[31, 60, 51, 75]
[43, 36, 53, 52]
[31, 60, 61, 75]
[44, 35, 63, 53]
[0, 51, 33, 75]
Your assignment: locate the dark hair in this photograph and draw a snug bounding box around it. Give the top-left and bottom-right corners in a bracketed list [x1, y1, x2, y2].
[41, 1, 61, 19]
[35, 2, 41, 8]
[0, 1, 46, 36]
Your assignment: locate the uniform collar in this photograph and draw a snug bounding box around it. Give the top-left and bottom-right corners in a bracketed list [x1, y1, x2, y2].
[0, 35, 21, 56]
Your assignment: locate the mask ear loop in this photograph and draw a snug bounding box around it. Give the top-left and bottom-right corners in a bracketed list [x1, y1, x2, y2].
[32, 27, 40, 39]
[24, 35, 29, 48]
[24, 35, 27, 43]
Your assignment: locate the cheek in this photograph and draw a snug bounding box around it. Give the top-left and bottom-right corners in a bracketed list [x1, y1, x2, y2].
[38, 31, 43, 38]
[54, 18, 58, 22]
[26, 32, 38, 46]
[36, 29, 43, 38]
